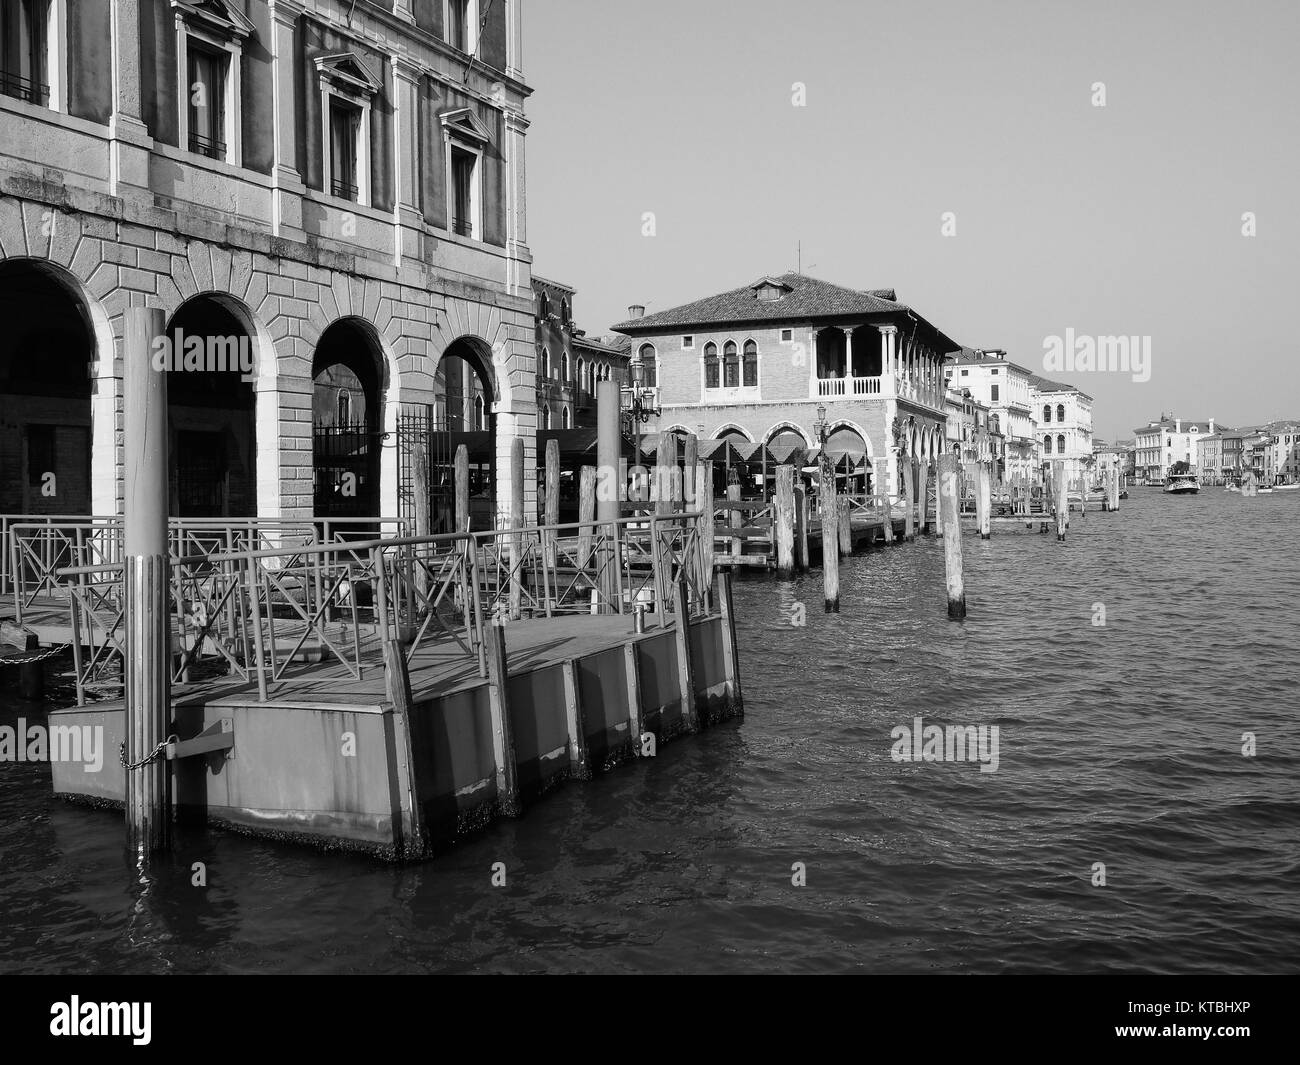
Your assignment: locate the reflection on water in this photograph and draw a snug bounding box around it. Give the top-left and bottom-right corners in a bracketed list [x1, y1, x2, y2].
[2, 489, 1298, 973]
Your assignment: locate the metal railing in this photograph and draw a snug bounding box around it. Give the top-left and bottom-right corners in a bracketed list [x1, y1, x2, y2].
[51, 512, 708, 704]
[3, 515, 408, 615]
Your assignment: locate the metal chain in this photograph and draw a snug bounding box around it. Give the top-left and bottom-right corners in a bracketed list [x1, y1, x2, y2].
[119, 738, 171, 771]
[1, 642, 73, 666]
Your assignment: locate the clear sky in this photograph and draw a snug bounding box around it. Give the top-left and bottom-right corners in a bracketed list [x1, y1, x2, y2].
[523, 0, 1300, 441]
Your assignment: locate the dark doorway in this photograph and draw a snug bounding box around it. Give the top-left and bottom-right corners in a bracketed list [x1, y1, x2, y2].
[0, 259, 96, 515]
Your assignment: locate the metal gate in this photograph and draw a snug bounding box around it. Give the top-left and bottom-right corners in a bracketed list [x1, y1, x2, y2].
[397, 403, 496, 533]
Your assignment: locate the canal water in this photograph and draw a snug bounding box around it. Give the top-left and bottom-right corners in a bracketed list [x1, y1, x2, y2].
[2, 488, 1297, 974]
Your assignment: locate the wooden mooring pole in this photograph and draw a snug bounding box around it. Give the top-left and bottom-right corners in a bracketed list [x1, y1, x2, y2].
[774, 464, 795, 576]
[977, 461, 992, 539]
[794, 483, 810, 568]
[838, 494, 852, 556]
[544, 437, 560, 567]
[596, 379, 620, 612]
[938, 453, 966, 620]
[1055, 464, 1069, 540]
[509, 436, 524, 619]
[454, 444, 469, 532]
[124, 306, 171, 856]
[819, 452, 840, 611]
[484, 618, 521, 817]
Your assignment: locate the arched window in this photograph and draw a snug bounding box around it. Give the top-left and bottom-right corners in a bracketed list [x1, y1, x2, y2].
[539, 292, 549, 319]
[475, 394, 485, 431]
[1057, 433, 1066, 454]
[638, 344, 657, 387]
[542, 405, 551, 429]
[723, 340, 739, 387]
[561, 350, 569, 382]
[562, 406, 571, 428]
[337, 389, 351, 425]
[1056, 403, 1066, 422]
[1043, 434, 1053, 455]
[989, 414, 1000, 434]
[1043, 404, 1052, 423]
[704, 342, 719, 389]
[541, 347, 550, 378]
[743, 340, 758, 387]
[576, 357, 585, 392]
[561, 298, 569, 325]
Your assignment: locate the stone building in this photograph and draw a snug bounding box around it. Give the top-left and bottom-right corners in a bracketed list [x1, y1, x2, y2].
[0, 0, 535, 527]
[531, 275, 629, 431]
[943, 348, 1038, 481]
[610, 273, 961, 499]
[1028, 374, 1093, 484]
[1133, 416, 1215, 485]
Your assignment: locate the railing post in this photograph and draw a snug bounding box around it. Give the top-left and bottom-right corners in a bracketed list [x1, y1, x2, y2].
[716, 569, 744, 719]
[246, 554, 269, 702]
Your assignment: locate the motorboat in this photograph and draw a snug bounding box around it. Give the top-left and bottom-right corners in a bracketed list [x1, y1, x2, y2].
[1163, 473, 1199, 495]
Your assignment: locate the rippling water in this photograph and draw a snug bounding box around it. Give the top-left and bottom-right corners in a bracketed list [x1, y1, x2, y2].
[2, 488, 1298, 974]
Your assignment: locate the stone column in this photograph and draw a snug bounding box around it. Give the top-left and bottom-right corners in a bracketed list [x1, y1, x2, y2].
[504, 110, 531, 298]
[809, 329, 819, 398]
[109, 0, 152, 197]
[879, 325, 898, 398]
[844, 328, 854, 381]
[269, 0, 306, 239]
[392, 56, 424, 266]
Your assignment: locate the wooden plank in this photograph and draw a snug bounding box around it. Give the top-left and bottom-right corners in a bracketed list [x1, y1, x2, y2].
[484, 619, 521, 817]
[672, 577, 698, 733]
[560, 659, 591, 781]
[623, 640, 645, 754]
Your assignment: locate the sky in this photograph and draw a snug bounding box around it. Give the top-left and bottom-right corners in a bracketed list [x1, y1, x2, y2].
[523, 0, 1300, 442]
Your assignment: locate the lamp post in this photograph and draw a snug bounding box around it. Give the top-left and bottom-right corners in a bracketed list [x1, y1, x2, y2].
[621, 348, 661, 485]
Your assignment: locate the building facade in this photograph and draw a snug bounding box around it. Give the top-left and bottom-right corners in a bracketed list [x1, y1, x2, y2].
[610, 273, 962, 499]
[944, 349, 1037, 480]
[1133, 416, 1215, 484]
[0, 0, 536, 526]
[1264, 420, 1300, 484]
[532, 275, 628, 430]
[1029, 374, 1093, 484]
[1091, 443, 1129, 487]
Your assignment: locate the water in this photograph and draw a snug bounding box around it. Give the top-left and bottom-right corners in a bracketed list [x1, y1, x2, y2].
[2, 489, 1298, 974]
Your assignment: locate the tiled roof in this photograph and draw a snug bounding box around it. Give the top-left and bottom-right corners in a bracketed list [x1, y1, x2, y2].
[610, 273, 962, 350]
[573, 334, 626, 357]
[1132, 418, 1218, 434]
[1027, 373, 1093, 401]
[530, 274, 575, 294]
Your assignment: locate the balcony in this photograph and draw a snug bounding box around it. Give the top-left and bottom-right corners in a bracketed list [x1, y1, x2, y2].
[817, 375, 882, 397]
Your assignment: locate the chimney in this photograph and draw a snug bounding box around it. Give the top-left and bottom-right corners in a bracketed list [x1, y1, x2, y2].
[1175, 418, 1181, 433]
[627, 304, 645, 319]
[1210, 417, 1215, 434]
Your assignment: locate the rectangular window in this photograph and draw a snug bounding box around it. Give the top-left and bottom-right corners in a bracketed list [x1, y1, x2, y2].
[682, 335, 693, 349]
[329, 98, 360, 201]
[991, 384, 999, 402]
[705, 360, 719, 389]
[187, 42, 228, 159]
[451, 145, 476, 237]
[447, 0, 475, 53]
[0, 0, 48, 105]
[960, 369, 969, 377]
[780, 329, 793, 343]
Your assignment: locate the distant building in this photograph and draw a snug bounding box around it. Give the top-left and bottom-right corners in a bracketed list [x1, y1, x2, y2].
[1092, 442, 1129, 486]
[1029, 375, 1094, 483]
[1197, 432, 1227, 486]
[1133, 416, 1216, 484]
[945, 388, 1003, 468]
[1263, 420, 1300, 484]
[944, 349, 1038, 480]
[611, 273, 962, 499]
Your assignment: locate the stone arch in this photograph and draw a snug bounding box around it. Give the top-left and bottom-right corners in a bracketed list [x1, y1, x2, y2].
[764, 420, 812, 447]
[712, 422, 754, 442]
[0, 255, 117, 514]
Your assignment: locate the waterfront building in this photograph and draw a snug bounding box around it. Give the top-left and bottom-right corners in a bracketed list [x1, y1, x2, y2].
[1263, 420, 1300, 484]
[610, 274, 961, 499]
[0, 0, 535, 527]
[945, 387, 1003, 468]
[1029, 374, 1093, 484]
[532, 275, 627, 431]
[1197, 432, 1226, 486]
[1132, 415, 1215, 484]
[944, 348, 1038, 480]
[1091, 442, 1129, 487]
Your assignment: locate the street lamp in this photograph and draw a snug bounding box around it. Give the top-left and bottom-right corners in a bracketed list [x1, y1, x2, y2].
[813, 403, 828, 444]
[621, 348, 661, 467]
